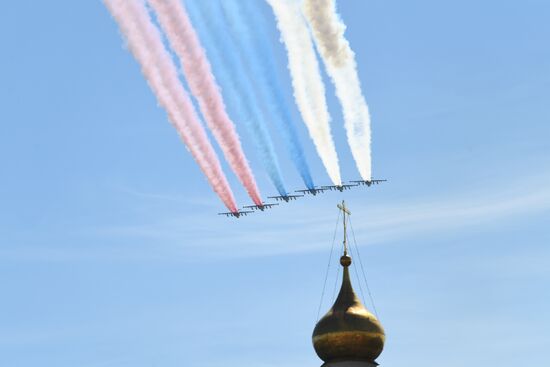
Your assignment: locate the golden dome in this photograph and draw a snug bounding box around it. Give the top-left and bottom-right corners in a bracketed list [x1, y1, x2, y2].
[312, 254, 385, 364]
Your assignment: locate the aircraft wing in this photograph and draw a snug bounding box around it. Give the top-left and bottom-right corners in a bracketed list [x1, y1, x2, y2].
[343, 184, 357, 189]
[287, 194, 304, 199]
[350, 179, 385, 186]
[296, 188, 325, 195]
[371, 179, 387, 184]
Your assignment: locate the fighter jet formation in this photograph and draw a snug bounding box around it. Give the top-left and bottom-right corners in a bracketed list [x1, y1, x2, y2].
[219, 179, 387, 218]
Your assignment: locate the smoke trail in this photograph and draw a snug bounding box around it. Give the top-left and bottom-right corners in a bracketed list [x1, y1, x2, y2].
[267, 0, 342, 186]
[185, 0, 288, 196]
[221, 0, 315, 190]
[104, 0, 238, 212]
[303, 0, 372, 180]
[148, 0, 262, 206]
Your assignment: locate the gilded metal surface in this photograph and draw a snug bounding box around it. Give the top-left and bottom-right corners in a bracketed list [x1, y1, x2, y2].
[322, 361, 378, 367]
[313, 255, 385, 363]
[313, 330, 385, 362]
[340, 254, 352, 267]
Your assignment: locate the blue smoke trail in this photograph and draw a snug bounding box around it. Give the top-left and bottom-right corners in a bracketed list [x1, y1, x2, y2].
[185, 0, 288, 196]
[221, 0, 315, 190]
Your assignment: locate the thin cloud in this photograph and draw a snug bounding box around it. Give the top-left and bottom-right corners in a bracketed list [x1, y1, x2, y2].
[93, 173, 550, 260]
[3, 175, 549, 263]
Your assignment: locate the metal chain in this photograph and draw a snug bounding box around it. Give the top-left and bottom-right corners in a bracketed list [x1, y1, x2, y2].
[349, 216, 380, 320]
[331, 245, 341, 302]
[316, 210, 341, 321]
[347, 235, 367, 307]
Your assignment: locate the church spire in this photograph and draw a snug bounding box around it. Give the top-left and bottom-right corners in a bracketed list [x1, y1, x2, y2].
[312, 202, 385, 366]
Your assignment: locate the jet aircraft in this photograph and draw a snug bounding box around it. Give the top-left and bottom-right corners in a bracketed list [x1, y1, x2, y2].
[243, 203, 279, 211]
[268, 194, 304, 202]
[218, 210, 254, 218]
[350, 179, 387, 187]
[322, 184, 358, 192]
[296, 187, 327, 196]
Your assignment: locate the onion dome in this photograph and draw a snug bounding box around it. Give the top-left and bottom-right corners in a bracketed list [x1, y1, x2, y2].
[312, 253, 385, 364]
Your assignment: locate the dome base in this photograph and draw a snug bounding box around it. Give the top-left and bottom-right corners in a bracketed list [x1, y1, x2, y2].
[322, 362, 378, 367]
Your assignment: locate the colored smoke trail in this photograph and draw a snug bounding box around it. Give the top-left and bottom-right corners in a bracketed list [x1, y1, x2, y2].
[104, 0, 238, 212]
[148, 0, 262, 206]
[185, 0, 288, 196]
[303, 0, 372, 180]
[222, 0, 315, 190]
[267, 0, 342, 186]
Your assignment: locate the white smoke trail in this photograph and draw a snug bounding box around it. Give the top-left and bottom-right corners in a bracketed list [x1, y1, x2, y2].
[303, 0, 372, 180]
[267, 0, 342, 186]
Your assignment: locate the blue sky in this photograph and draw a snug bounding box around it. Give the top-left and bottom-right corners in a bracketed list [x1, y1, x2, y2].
[1, 0, 549, 366]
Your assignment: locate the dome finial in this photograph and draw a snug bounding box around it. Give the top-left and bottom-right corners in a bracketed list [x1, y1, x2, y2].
[312, 202, 385, 366]
[337, 200, 353, 267]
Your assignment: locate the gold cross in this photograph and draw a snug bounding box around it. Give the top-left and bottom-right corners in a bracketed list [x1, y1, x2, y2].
[337, 201, 351, 255]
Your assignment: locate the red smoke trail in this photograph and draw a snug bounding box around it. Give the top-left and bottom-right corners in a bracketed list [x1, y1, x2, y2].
[104, 0, 238, 212]
[148, 0, 263, 206]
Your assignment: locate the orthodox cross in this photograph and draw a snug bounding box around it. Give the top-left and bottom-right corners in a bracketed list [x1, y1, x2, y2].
[336, 200, 351, 255]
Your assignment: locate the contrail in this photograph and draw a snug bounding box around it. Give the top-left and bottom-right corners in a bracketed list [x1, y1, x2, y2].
[222, 0, 315, 190]
[104, 0, 238, 212]
[303, 0, 373, 180]
[267, 0, 342, 186]
[148, 0, 262, 206]
[185, 0, 288, 196]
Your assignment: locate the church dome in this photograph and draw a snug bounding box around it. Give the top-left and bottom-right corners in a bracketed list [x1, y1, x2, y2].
[312, 254, 385, 364]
